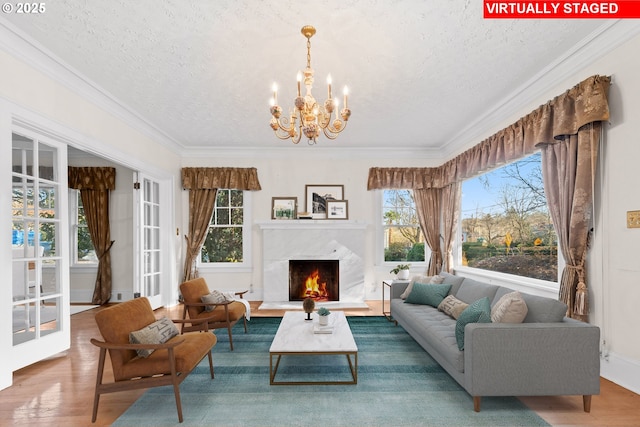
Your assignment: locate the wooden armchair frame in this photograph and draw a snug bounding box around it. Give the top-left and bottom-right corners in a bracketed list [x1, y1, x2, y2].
[91, 298, 216, 423]
[180, 278, 248, 351]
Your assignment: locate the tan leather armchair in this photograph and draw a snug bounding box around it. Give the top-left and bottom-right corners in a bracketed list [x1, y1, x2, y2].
[90, 297, 216, 423]
[179, 277, 248, 350]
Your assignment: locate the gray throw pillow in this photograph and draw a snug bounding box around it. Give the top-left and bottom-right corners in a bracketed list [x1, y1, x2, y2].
[201, 290, 232, 312]
[129, 316, 179, 358]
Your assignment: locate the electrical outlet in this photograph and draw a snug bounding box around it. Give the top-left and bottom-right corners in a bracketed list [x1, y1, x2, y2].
[627, 210, 640, 228]
[117, 292, 122, 300]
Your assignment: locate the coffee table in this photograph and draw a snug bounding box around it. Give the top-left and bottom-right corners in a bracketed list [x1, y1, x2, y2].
[269, 311, 358, 385]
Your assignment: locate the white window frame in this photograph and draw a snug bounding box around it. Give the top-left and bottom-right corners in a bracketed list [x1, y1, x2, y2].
[68, 189, 97, 269]
[376, 189, 429, 269]
[197, 190, 252, 272]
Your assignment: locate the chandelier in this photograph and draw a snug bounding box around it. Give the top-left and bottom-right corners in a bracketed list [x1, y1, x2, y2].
[269, 25, 351, 145]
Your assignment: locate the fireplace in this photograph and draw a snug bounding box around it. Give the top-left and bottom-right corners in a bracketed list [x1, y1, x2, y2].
[289, 260, 339, 302]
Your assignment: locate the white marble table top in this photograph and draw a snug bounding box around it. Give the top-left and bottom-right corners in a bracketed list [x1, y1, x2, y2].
[269, 311, 358, 353]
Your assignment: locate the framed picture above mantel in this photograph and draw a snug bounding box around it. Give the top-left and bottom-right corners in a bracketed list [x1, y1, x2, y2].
[305, 185, 344, 219]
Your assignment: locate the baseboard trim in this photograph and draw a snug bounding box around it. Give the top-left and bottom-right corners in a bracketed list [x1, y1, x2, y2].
[601, 351, 640, 395]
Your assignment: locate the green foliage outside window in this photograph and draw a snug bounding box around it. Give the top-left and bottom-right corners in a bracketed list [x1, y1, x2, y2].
[201, 189, 244, 263]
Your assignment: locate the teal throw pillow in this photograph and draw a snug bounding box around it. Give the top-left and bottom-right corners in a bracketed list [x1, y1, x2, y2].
[405, 283, 452, 307]
[455, 297, 492, 351]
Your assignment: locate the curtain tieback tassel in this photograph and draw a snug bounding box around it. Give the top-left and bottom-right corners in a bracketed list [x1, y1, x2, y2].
[574, 280, 588, 316]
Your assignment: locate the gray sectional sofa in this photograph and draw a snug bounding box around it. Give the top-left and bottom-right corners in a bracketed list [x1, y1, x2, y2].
[389, 271, 600, 412]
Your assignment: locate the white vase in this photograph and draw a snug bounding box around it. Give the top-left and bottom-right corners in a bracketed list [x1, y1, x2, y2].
[397, 269, 410, 280]
[319, 315, 329, 326]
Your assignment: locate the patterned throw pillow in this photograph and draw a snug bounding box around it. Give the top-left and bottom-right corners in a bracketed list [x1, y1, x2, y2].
[491, 291, 528, 323]
[455, 297, 492, 351]
[400, 275, 446, 299]
[129, 316, 179, 358]
[201, 290, 232, 312]
[437, 295, 469, 320]
[405, 283, 452, 307]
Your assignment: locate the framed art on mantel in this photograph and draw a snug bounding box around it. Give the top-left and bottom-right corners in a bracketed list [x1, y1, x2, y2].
[305, 185, 344, 219]
[327, 200, 349, 220]
[272, 197, 297, 219]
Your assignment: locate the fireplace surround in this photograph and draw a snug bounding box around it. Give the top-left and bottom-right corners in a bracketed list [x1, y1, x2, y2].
[259, 221, 367, 309]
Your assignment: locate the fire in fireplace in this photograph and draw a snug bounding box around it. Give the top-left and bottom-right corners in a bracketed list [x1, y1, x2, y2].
[289, 260, 339, 302]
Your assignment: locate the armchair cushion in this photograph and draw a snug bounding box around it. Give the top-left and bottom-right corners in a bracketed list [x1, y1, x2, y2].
[129, 316, 180, 358]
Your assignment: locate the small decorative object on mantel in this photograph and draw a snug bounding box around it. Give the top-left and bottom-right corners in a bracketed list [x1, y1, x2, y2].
[390, 263, 411, 280]
[303, 297, 315, 321]
[317, 306, 331, 326]
[298, 212, 313, 219]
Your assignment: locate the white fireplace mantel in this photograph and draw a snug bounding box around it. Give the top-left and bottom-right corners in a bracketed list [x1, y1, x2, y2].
[257, 220, 368, 230]
[259, 220, 368, 309]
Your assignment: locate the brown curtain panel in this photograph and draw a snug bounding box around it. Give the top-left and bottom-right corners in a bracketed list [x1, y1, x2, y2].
[68, 167, 116, 305]
[181, 168, 261, 282]
[538, 123, 601, 321]
[413, 188, 442, 275]
[441, 183, 461, 273]
[367, 75, 610, 319]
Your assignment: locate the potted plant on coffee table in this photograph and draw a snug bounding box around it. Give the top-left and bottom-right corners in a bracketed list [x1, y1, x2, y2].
[317, 306, 331, 326]
[390, 263, 411, 280]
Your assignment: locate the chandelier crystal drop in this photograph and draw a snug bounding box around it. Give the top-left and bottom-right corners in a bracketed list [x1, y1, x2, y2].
[269, 25, 351, 145]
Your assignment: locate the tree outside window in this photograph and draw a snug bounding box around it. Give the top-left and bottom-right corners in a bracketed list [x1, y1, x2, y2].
[201, 189, 244, 263]
[460, 152, 557, 282]
[382, 189, 425, 262]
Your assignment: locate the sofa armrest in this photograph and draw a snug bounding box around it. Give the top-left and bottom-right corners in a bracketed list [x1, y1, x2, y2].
[390, 281, 409, 299]
[463, 319, 600, 397]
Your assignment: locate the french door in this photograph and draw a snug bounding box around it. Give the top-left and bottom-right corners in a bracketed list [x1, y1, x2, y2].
[135, 174, 164, 309]
[11, 129, 69, 367]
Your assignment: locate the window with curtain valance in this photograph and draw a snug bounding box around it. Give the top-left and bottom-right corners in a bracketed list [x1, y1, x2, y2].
[367, 74, 611, 321]
[181, 167, 261, 282]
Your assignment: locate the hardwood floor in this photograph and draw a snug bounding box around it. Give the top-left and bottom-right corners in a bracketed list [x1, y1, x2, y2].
[1, 301, 638, 427]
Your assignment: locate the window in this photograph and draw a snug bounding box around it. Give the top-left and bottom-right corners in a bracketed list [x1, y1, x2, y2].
[70, 190, 97, 265]
[382, 189, 425, 263]
[200, 189, 250, 267]
[460, 152, 557, 282]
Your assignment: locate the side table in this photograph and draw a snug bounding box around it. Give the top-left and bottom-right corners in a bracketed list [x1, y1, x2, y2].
[382, 279, 410, 324]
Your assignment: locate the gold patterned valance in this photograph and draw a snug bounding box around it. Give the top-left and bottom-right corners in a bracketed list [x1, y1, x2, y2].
[368, 75, 611, 190]
[68, 167, 116, 191]
[181, 167, 262, 191]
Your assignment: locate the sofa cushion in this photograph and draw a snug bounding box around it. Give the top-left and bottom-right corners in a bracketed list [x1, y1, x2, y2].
[455, 297, 492, 351]
[129, 316, 180, 358]
[491, 291, 528, 323]
[437, 295, 469, 320]
[454, 279, 499, 304]
[521, 293, 568, 322]
[405, 283, 452, 307]
[438, 272, 465, 296]
[401, 275, 445, 299]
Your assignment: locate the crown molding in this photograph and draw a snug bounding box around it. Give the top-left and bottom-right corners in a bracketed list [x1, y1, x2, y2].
[0, 17, 185, 155]
[440, 20, 640, 159]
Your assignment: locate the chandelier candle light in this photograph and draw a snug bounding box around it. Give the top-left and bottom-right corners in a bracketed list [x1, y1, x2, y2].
[269, 25, 351, 145]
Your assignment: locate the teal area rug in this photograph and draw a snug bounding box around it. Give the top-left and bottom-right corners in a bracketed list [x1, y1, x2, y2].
[113, 316, 550, 427]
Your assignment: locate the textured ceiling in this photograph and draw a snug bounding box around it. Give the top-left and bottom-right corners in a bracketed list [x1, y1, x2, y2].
[2, 1, 609, 153]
